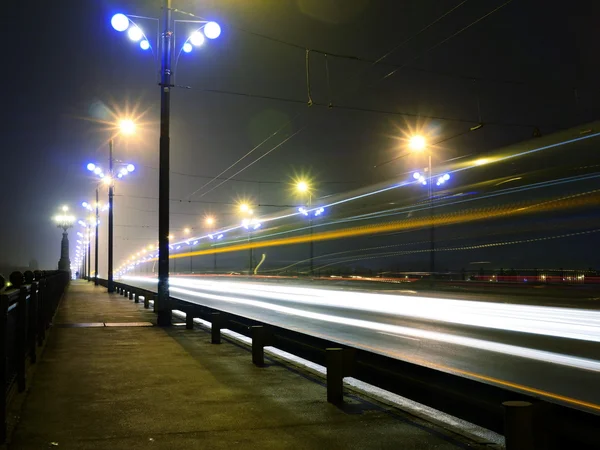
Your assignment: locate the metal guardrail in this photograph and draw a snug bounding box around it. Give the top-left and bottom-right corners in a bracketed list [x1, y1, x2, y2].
[103, 279, 600, 449]
[0, 270, 69, 443]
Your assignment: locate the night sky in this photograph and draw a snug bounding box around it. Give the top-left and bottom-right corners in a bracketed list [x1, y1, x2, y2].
[3, 0, 599, 273]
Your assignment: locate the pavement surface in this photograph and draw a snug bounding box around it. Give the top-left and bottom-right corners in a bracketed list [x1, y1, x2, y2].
[9, 281, 483, 450]
[124, 275, 600, 415]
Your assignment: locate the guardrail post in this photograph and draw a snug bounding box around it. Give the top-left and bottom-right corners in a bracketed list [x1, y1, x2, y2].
[134, 290, 140, 304]
[325, 348, 355, 404]
[37, 279, 46, 346]
[122, 288, 127, 297]
[251, 325, 270, 367]
[143, 295, 150, 309]
[128, 289, 133, 300]
[211, 312, 221, 344]
[0, 294, 9, 443]
[326, 348, 344, 404]
[186, 309, 195, 329]
[16, 287, 28, 392]
[503, 401, 535, 450]
[29, 282, 38, 364]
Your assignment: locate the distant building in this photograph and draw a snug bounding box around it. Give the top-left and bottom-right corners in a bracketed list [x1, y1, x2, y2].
[29, 259, 39, 270]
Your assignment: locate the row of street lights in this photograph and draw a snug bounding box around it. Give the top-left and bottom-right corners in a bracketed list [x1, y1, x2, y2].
[116, 177, 322, 278]
[58, 128, 447, 288]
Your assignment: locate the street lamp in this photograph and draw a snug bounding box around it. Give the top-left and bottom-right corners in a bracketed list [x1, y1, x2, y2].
[87, 131, 136, 294]
[295, 180, 316, 277]
[205, 216, 217, 273]
[242, 217, 262, 275]
[110, 7, 222, 326]
[82, 200, 107, 285]
[53, 206, 75, 273]
[409, 135, 450, 279]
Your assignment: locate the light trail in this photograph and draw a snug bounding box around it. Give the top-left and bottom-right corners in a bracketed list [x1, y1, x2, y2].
[312, 228, 600, 271]
[123, 130, 600, 271]
[171, 132, 600, 246]
[162, 189, 600, 260]
[125, 276, 600, 373]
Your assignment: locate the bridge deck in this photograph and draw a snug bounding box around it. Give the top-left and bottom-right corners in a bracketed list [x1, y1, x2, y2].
[9, 281, 481, 449]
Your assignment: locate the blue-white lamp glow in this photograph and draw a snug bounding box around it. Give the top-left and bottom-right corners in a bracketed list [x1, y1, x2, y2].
[87, 163, 96, 171]
[204, 22, 221, 39]
[111, 14, 129, 32]
[190, 32, 205, 47]
[140, 40, 150, 50]
[127, 26, 143, 42]
[126, 164, 135, 172]
[182, 42, 193, 53]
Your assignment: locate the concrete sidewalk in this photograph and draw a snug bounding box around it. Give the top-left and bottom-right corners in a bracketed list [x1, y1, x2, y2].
[9, 281, 484, 449]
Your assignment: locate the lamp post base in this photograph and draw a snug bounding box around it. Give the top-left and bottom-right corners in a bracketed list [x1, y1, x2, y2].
[157, 310, 172, 327]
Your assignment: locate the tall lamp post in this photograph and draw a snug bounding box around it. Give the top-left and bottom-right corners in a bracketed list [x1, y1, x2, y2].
[76, 232, 86, 279]
[239, 204, 261, 276]
[205, 216, 217, 273]
[54, 206, 75, 274]
[86, 127, 136, 293]
[295, 180, 316, 277]
[81, 201, 106, 285]
[409, 135, 451, 279]
[110, 9, 221, 326]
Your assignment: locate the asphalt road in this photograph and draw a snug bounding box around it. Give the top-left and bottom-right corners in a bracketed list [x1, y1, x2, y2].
[123, 275, 600, 414]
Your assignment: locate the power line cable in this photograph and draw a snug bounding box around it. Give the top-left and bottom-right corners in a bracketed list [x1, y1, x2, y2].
[380, 0, 514, 82]
[184, 113, 301, 200]
[192, 126, 306, 199]
[193, 86, 541, 128]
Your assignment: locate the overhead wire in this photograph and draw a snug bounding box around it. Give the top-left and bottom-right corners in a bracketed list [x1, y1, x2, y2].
[185, 113, 301, 200]
[380, 0, 515, 82]
[192, 126, 306, 199]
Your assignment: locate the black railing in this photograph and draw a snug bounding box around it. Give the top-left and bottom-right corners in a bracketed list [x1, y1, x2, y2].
[0, 270, 69, 443]
[103, 279, 600, 449]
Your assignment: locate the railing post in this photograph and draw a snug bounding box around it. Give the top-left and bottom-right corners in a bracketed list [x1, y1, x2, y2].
[37, 279, 46, 345]
[186, 309, 195, 330]
[251, 325, 270, 367]
[128, 289, 133, 300]
[326, 348, 344, 404]
[16, 287, 28, 392]
[503, 401, 535, 450]
[144, 295, 150, 309]
[29, 282, 39, 364]
[0, 294, 9, 443]
[134, 289, 140, 304]
[211, 312, 221, 344]
[325, 348, 355, 404]
[122, 288, 127, 297]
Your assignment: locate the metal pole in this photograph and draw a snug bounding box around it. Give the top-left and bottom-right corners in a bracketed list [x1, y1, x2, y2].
[87, 225, 91, 281]
[157, 0, 173, 326]
[248, 231, 253, 276]
[108, 139, 115, 293]
[428, 153, 435, 279]
[94, 188, 99, 285]
[309, 193, 313, 277]
[82, 241, 86, 279]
